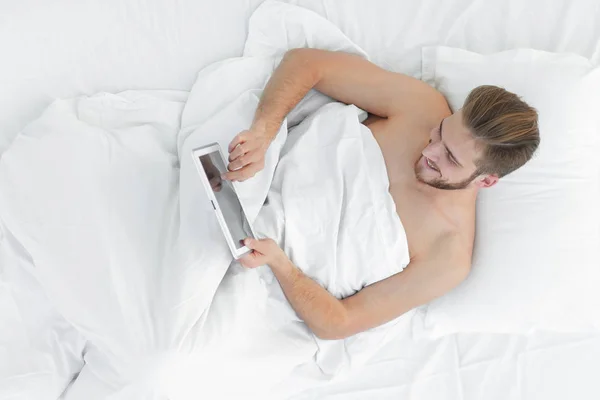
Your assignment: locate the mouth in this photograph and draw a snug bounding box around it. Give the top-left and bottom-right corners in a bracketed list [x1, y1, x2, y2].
[424, 156, 440, 173]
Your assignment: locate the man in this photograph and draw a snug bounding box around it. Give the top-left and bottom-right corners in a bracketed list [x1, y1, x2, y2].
[221, 48, 539, 340]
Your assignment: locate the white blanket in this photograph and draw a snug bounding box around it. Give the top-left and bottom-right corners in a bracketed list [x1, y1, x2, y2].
[0, 2, 411, 399]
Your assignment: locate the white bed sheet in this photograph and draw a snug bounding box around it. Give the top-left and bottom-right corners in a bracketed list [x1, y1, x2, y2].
[284, 330, 600, 400]
[0, 0, 265, 156]
[2, 1, 600, 399]
[1, 224, 86, 399]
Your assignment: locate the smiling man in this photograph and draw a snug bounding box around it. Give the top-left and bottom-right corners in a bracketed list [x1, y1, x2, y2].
[222, 48, 539, 340]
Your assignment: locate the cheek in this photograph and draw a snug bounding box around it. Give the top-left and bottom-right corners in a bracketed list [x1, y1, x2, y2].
[434, 154, 452, 170]
[451, 167, 478, 183]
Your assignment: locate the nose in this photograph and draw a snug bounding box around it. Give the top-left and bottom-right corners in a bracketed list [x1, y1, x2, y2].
[422, 142, 442, 163]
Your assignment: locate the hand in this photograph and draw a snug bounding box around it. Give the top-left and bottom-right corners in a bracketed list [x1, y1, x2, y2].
[239, 237, 288, 270]
[223, 126, 273, 182]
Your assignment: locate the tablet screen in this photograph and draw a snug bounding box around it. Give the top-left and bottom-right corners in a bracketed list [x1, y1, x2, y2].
[199, 151, 254, 250]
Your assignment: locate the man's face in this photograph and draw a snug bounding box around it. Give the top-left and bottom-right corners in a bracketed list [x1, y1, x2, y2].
[414, 110, 498, 190]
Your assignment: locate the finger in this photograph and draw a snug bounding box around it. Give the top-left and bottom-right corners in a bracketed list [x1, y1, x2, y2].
[228, 131, 249, 153]
[222, 162, 259, 182]
[239, 257, 254, 268]
[221, 168, 244, 182]
[243, 237, 258, 250]
[229, 142, 251, 161]
[239, 250, 266, 268]
[235, 162, 264, 182]
[244, 237, 272, 253]
[228, 151, 262, 171]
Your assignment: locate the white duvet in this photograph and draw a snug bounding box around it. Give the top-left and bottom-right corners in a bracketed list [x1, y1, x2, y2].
[0, 2, 411, 399]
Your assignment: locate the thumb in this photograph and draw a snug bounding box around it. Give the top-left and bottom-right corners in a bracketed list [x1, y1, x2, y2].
[244, 237, 267, 253]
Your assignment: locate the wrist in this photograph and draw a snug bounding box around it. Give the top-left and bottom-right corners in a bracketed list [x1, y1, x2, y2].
[251, 118, 279, 142]
[269, 254, 295, 277]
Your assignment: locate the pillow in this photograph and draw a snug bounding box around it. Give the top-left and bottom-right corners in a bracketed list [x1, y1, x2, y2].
[420, 47, 600, 336]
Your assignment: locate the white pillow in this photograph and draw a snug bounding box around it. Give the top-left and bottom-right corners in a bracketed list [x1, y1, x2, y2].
[420, 47, 600, 336]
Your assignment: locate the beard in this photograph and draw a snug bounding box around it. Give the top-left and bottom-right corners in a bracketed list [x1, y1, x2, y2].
[415, 164, 480, 191]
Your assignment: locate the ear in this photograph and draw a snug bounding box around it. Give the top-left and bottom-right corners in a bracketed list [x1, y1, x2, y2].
[475, 174, 499, 188]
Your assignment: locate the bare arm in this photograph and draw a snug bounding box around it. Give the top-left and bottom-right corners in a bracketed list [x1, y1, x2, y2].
[252, 48, 444, 139]
[242, 234, 470, 340]
[224, 48, 447, 181]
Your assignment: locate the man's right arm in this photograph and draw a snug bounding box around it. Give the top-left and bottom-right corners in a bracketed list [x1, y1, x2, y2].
[252, 48, 445, 139]
[224, 48, 447, 181]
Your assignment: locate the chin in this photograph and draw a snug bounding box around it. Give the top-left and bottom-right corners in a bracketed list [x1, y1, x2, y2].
[414, 165, 435, 184]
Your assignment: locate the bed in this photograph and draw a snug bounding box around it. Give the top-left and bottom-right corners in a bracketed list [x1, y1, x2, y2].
[1, 1, 600, 399]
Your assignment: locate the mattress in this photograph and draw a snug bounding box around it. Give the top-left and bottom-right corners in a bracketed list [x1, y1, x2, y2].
[1, 1, 600, 399]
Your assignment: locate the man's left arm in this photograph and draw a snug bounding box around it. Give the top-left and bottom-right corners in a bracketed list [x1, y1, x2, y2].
[240, 234, 470, 340]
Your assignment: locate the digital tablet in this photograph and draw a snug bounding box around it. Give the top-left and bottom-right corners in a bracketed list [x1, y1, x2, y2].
[191, 142, 257, 259]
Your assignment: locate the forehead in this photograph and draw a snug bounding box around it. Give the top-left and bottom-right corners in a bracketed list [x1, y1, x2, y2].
[443, 110, 481, 167]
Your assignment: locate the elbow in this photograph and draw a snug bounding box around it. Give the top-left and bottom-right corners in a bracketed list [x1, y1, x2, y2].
[284, 47, 312, 59]
[314, 330, 349, 341]
[284, 48, 323, 82]
[283, 48, 311, 66]
[312, 315, 353, 341]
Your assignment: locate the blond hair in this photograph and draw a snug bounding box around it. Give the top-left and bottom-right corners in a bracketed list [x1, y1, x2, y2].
[462, 85, 540, 178]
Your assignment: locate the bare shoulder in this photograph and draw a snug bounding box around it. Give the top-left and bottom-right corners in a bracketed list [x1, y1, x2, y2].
[393, 78, 451, 125]
[407, 79, 450, 109]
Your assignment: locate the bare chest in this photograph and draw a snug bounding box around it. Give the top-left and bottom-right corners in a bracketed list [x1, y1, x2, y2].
[363, 116, 475, 258]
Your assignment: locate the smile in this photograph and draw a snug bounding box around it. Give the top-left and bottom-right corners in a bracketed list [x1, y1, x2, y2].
[425, 156, 439, 173]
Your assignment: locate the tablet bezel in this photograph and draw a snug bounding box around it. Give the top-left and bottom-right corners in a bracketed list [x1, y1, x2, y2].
[191, 142, 256, 259]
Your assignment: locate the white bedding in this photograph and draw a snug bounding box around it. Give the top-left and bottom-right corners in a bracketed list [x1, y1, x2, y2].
[0, 3, 413, 398]
[285, 330, 600, 400]
[2, 1, 600, 400]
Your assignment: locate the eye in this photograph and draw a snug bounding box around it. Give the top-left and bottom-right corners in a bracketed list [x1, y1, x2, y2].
[447, 151, 457, 166]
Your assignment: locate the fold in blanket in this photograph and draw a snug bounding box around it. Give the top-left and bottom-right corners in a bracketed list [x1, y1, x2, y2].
[0, 2, 412, 399]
